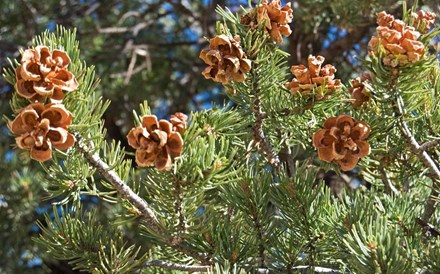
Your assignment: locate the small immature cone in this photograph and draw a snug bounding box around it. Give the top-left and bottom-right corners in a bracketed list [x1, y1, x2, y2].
[368, 10, 430, 67]
[312, 115, 371, 171]
[200, 35, 252, 85]
[243, 0, 293, 44]
[15, 46, 78, 102]
[127, 114, 185, 171]
[412, 10, 436, 33]
[170, 112, 188, 135]
[8, 103, 75, 162]
[348, 75, 370, 108]
[287, 55, 341, 99]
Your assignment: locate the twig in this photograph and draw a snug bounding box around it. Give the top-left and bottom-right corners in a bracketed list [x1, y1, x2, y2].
[75, 135, 164, 234]
[144, 260, 210, 272]
[256, 268, 269, 273]
[75, 135, 210, 263]
[422, 188, 440, 224]
[252, 98, 280, 167]
[253, 213, 266, 268]
[247, 194, 266, 268]
[98, 9, 172, 36]
[378, 164, 400, 196]
[251, 65, 280, 168]
[254, 265, 340, 273]
[241, 182, 266, 268]
[419, 139, 440, 151]
[399, 119, 440, 179]
[98, 22, 149, 35]
[125, 47, 138, 84]
[289, 265, 340, 273]
[279, 146, 295, 177]
[110, 63, 148, 79]
[416, 218, 440, 237]
[395, 96, 440, 223]
[174, 178, 186, 235]
[396, 96, 440, 179]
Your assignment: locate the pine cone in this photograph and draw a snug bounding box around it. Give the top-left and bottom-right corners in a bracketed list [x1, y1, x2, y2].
[8, 103, 75, 162]
[200, 35, 252, 84]
[127, 115, 184, 171]
[312, 115, 371, 171]
[170, 112, 188, 135]
[287, 55, 341, 99]
[412, 10, 436, 33]
[15, 46, 78, 102]
[368, 11, 425, 67]
[348, 76, 370, 108]
[244, 0, 293, 44]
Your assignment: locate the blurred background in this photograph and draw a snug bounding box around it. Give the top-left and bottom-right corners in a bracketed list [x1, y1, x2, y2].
[0, 0, 438, 273]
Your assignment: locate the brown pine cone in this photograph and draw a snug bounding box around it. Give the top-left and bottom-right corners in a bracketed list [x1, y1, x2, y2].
[287, 55, 341, 100]
[244, 0, 293, 44]
[127, 115, 184, 171]
[9, 102, 75, 162]
[312, 115, 371, 171]
[15, 46, 78, 102]
[368, 11, 426, 67]
[200, 35, 252, 84]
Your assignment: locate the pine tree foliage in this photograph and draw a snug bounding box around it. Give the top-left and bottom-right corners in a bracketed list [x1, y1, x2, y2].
[35, 207, 147, 273]
[2, 1, 440, 273]
[0, 162, 46, 273]
[270, 166, 339, 270]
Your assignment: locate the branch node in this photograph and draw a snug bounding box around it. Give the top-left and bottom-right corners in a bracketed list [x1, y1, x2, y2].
[144, 260, 210, 273]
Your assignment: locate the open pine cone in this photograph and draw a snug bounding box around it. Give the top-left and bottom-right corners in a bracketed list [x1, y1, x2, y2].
[242, 0, 293, 44]
[8, 102, 75, 162]
[368, 11, 426, 67]
[287, 55, 341, 100]
[312, 115, 371, 171]
[170, 112, 188, 135]
[348, 75, 370, 108]
[15, 46, 78, 102]
[127, 114, 185, 171]
[200, 35, 252, 84]
[412, 10, 436, 33]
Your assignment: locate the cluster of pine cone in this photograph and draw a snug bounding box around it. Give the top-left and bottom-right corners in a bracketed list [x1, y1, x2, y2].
[9, 47, 77, 162]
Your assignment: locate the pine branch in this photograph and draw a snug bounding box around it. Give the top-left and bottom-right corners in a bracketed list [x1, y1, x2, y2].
[279, 146, 295, 177]
[416, 218, 440, 237]
[174, 178, 186, 236]
[255, 265, 340, 273]
[75, 135, 210, 263]
[251, 210, 266, 268]
[74, 135, 164, 233]
[422, 187, 440, 223]
[244, 180, 268, 269]
[252, 95, 279, 167]
[398, 117, 440, 179]
[251, 64, 280, 168]
[378, 164, 400, 196]
[385, 68, 440, 224]
[288, 265, 341, 273]
[420, 139, 440, 151]
[395, 95, 440, 223]
[143, 260, 210, 272]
